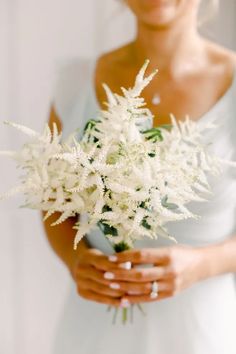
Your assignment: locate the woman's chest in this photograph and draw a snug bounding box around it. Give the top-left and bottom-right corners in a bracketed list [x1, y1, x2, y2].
[95, 62, 234, 126]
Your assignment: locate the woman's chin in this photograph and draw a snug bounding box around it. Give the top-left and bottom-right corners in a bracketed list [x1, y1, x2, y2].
[140, 11, 177, 29]
[140, 0, 174, 6]
[136, 2, 177, 28]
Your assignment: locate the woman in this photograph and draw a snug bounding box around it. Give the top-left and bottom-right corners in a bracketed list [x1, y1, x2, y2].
[43, 0, 236, 353]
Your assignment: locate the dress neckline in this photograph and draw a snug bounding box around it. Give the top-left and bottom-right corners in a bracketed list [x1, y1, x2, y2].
[88, 57, 236, 126]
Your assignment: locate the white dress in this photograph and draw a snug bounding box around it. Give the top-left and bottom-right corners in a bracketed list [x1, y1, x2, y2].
[51, 57, 236, 354]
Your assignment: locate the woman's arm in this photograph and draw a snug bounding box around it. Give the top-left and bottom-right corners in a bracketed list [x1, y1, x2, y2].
[42, 210, 89, 278]
[201, 234, 236, 278]
[103, 235, 236, 306]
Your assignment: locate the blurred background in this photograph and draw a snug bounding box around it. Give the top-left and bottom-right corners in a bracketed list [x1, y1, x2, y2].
[0, 1, 235, 353]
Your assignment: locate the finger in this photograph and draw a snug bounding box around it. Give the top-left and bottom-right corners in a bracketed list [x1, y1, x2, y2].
[120, 291, 174, 305]
[110, 280, 172, 295]
[90, 254, 121, 271]
[102, 265, 173, 283]
[76, 248, 104, 266]
[77, 276, 125, 298]
[77, 251, 119, 272]
[108, 248, 170, 265]
[78, 288, 121, 307]
[75, 264, 116, 286]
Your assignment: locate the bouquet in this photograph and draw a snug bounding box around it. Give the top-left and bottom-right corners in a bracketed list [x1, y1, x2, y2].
[0, 60, 233, 324]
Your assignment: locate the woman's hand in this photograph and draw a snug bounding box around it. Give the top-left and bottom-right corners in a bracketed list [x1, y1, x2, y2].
[72, 248, 126, 307]
[72, 244, 210, 308]
[104, 245, 209, 306]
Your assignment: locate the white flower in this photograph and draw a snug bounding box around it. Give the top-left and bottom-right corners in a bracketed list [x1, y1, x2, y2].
[1, 60, 235, 251]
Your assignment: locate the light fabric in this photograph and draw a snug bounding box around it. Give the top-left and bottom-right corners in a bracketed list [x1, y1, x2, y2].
[52, 57, 236, 354]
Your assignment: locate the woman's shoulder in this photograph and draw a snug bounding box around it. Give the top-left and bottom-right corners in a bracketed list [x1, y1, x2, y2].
[204, 41, 236, 99]
[206, 40, 236, 71]
[95, 43, 133, 68]
[94, 43, 135, 105]
[95, 42, 138, 85]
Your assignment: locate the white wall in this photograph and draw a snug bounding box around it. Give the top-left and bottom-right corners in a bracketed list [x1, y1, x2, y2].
[0, 1, 235, 353]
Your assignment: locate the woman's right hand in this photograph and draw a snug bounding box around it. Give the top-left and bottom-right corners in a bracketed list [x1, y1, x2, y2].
[71, 248, 125, 307]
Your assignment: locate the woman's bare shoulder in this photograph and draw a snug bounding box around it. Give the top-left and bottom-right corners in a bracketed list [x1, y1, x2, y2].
[94, 43, 135, 104]
[96, 42, 134, 69]
[206, 40, 236, 68]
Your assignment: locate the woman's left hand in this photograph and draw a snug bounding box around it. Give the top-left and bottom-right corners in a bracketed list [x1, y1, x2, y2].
[104, 245, 209, 305]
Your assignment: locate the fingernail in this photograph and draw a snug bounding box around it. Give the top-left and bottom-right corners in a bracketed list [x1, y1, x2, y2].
[150, 292, 158, 299]
[104, 272, 115, 280]
[120, 298, 130, 308]
[127, 290, 140, 295]
[108, 255, 118, 262]
[109, 282, 120, 290]
[118, 261, 132, 270]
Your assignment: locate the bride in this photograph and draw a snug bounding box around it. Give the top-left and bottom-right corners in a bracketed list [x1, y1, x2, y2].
[43, 0, 236, 353]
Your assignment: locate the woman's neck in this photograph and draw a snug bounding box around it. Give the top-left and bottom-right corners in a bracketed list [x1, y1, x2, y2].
[131, 19, 207, 78]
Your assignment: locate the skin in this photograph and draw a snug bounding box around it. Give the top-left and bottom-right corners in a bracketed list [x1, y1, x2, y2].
[46, 0, 236, 309]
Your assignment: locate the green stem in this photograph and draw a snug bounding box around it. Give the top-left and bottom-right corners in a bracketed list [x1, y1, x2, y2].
[112, 307, 119, 325]
[130, 304, 134, 324]
[105, 239, 146, 324]
[106, 305, 112, 312]
[137, 303, 147, 316]
[122, 308, 128, 324]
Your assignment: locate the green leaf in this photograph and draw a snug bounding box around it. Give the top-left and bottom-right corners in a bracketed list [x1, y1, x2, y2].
[83, 119, 100, 143]
[98, 220, 118, 236]
[102, 205, 112, 212]
[148, 152, 156, 158]
[161, 195, 179, 210]
[142, 124, 172, 142]
[158, 124, 172, 131]
[142, 127, 163, 142]
[113, 241, 131, 253]
[83, 119, 98, 132]
[141, 217, 151, 230]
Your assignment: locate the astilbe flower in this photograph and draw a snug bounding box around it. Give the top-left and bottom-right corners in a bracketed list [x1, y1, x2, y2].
[52, 60, 225, 251]
[0, 59, 229, 253]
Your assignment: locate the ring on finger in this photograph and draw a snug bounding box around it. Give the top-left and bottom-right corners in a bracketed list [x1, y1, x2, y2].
[150, 280, 159, 299]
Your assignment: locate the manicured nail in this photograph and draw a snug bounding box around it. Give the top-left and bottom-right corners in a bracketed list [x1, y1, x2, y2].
[108, 255, 118, 262]
[127, 290, 140, 295]
[104, 272, 115, 280]
[109, 282, 120, 290]
[120, 298, 130, 308]
[150, 292, 158, 299]
[118, 261, 132, 270]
